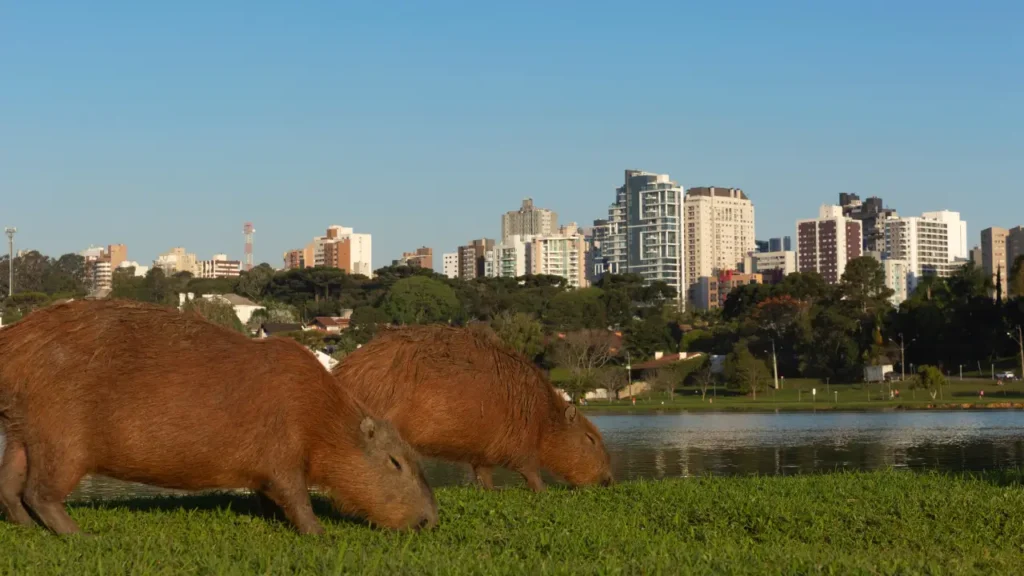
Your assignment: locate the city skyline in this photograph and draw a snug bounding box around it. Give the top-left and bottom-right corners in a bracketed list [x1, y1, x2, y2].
[3, 2, 1021, 268]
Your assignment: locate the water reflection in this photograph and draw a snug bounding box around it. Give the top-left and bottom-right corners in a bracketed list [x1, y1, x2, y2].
[5, 411, 1024, 501]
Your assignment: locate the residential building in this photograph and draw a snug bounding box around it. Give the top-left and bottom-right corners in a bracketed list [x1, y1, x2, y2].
[755, 237, 791, 253]
[179, 292, 265, 325]
[283, 249, 305, 270]
[118, 260, 149, 277]
[530, 223, 588, 288]
[883, 210, 967, 292]
[839, 193, 898, 253]
[595, 170, 685, 299]
[486, 235, 532, 279]
[690, 270, 763, 310]
[284, 225, 372, 275]
[684, 186, 756, 299]
[865, 252, 911, 306]
[1008, 226, 1024, 281]
[750, 250, 796, 277]
[501, 198, 557, 242]
[587, 219, 610, 283]
[310, 311, 353, 333]
[970, 246, 984, 268]
[154, 247, 198, 276]
[457, 239, 494, 280]
[393, 247, 433, 270]
[796, 205, 863, 284]
[80, 244, 129, 291]
[197, 254, 242, 279]
[442, 252, 459, 279]
[981, 227, 1009, 299]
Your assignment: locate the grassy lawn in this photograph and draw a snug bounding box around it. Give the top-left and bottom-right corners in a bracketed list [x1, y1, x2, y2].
[580, 378, 1024, 413]
[4, 470, 1024, 574]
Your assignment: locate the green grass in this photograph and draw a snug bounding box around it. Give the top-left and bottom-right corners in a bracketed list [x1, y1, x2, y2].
[4, 471, 1024, 574]
[581, 379, 1024, 413]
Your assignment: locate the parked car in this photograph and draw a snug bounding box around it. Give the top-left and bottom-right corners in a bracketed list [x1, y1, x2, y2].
[996, 371, 1019, 380]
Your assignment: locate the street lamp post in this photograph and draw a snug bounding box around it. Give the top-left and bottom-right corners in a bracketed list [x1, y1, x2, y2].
[4, 227, 16, 297]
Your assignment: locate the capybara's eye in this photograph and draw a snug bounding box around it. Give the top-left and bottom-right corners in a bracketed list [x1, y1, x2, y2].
[586, 434, 596, 445]
[389, 456, 403, 471]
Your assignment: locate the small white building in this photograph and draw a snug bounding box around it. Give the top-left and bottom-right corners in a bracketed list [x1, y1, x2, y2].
[179, 292, 266, 325]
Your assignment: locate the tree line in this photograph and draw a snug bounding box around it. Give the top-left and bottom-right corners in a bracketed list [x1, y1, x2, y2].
[4, 250, 1024, 399]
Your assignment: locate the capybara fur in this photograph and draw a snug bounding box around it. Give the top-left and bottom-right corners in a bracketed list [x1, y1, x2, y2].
[331, 325, 613, 491]
[0, 299, 437, 535]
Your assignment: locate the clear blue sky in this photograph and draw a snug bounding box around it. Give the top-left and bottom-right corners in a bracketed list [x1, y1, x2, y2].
[2, 0, 1022, 268]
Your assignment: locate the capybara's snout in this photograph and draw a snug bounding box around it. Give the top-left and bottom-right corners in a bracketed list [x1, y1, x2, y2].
[601, 472, 614, 487]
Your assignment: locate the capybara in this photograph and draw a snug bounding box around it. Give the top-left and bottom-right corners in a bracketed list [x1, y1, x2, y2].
[0, 299, 437, 535]
[331, 325, 613, 491]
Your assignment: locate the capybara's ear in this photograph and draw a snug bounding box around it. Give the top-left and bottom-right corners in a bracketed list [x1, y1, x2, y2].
[360, 416, 376, 440]
[564, 405, 577, 423]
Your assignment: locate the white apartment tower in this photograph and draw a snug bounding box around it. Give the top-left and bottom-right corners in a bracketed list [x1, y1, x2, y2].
[597, 170, 685, 299]
[530, 223, 588, 288]
[501, 198, 557, 242]
[683, 187, 756, 293]
[485, 235, 533, 279]
[442, 252, 459, 279]
[883, 210, 967, 291]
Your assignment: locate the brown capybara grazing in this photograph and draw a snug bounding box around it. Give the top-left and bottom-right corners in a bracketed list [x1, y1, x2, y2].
[331, 325, 613, 491]
[0, 299, 437, 535]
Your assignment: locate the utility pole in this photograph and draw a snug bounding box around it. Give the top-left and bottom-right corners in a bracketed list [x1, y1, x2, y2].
[4, 227, 15, 297]
[898, 333, 906, 382]
[1011, 326, 1024, 380]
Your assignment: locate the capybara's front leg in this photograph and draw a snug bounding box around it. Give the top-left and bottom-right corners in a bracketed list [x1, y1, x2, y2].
[472, 465, 494, 490]
[0, 436, 35, 527]
[262, 476, 324, 535]
[520, 468, 545, 492]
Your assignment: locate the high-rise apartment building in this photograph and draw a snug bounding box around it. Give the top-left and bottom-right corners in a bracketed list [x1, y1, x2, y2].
[592, 170, 686, 300]
[883, 210, 968, 292]
[486, 235, 532, 279]
[284, 225, 372, 275]
[442, 253, 458, 279]
[79, 243, 129, 292]
[457, 239, 494, 280]
[530, 223, 587, 288]
[981, 227, 1009, 299]
[796, 205, 863, 284]
[197, 254, 242, 279]
[839, 193, 898, 253]
[684, 187, 756, 296]
[501, 198, 557, 242]
[1008, 226, 1024, 285]
[393, 247, 433, 270]
[749, 250, 796, 277]
[154, 247, 198, 276]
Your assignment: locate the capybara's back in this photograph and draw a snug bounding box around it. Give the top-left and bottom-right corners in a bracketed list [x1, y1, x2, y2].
[332, 325, 612, 490]
[0, 299, 437, 535]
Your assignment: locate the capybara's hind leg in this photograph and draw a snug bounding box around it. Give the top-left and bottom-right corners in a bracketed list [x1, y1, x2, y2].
[262, 476, 324, 535]
[0, 437, 35, 527]
[252, 490, 286, 522]
[22, 456, 85, 535]
[472, 465, 494, 490]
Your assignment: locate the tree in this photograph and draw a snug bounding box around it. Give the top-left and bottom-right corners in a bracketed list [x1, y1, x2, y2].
[237, 263, 276, 300]
[723, 340, 770, 399]
[382, 276, 460, 325]
[1010, 255, 1024, 298]
[839, 257, 894, 315]
[690, 358, 716, 402]
[624, 312, 675, 360]
[917, 365, 946, 400]
[182, 298, 246, 334]
[594, 366, 628, 403]
[490, 310, 544, 359]
[554, 329, 615, 401]
[544, 288, 607, 332]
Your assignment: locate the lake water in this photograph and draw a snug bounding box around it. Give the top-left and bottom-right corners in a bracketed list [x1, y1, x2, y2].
[5, 410, 1024, 500]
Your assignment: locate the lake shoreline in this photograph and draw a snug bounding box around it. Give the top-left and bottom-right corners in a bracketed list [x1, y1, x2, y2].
[581, 401, 1024, 414]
